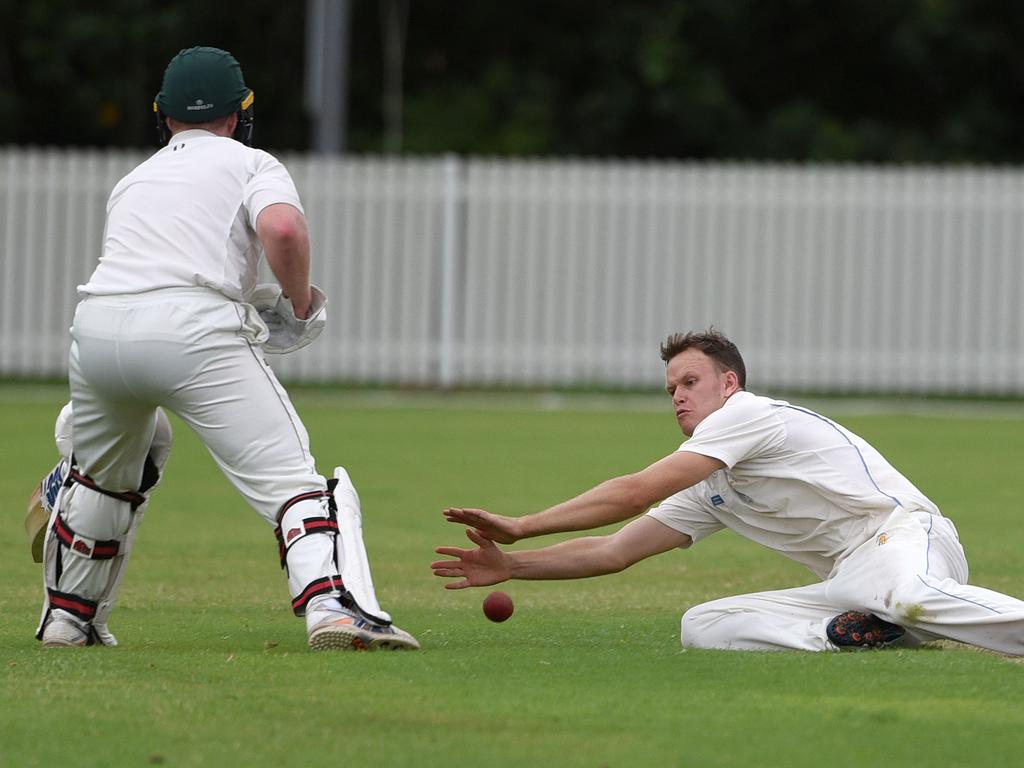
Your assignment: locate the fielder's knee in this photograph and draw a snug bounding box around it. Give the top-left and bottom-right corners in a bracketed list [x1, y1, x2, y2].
[680, 603, 721, 649]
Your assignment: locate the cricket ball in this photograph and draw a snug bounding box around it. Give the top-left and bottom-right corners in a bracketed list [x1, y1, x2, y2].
[482, 590, 514, 622]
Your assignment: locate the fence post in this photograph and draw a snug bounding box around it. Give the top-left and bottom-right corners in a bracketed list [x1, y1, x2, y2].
[438, 153, 461, 388]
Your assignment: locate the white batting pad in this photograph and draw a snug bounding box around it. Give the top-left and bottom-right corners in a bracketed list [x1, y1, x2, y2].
[333, 467, 391, 622]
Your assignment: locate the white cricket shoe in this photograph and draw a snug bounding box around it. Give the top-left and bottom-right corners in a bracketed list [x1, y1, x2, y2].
[41, 611, 89, 648]
[306, 597, 420, 651]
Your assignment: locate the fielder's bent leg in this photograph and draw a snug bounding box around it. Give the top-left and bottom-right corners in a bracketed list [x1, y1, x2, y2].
[681, 583, 838, 652]
[825, 509, 1024, 655]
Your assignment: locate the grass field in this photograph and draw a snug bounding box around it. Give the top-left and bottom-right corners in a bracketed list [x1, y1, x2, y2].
[2, 383, 1024, 767]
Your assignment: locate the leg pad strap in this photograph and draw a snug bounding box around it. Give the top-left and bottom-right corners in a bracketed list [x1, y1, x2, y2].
[274, 488, 338, 569]
[45, 589, 98, 623]
[292, 574, 344, 616]
[54, 514, 120, 560]
[66, 469, 145, 510]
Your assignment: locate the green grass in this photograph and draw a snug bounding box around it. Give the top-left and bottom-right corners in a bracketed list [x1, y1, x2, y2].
[2, 384, 1024, 767]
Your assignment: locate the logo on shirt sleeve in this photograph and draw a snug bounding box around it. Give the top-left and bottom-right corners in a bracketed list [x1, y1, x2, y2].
[710, 494, 725, 506]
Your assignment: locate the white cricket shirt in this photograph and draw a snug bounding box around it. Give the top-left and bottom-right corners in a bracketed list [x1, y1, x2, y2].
[79, 129, 304, 301]
[646, 391, 940, 579]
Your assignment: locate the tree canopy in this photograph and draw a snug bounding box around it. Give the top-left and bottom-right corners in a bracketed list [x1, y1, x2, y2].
[3, 0, 1024, 161]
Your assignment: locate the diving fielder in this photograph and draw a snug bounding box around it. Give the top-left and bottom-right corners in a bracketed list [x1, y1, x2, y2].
[434, 330, 1024, 654]
[35, 46, 417, 651]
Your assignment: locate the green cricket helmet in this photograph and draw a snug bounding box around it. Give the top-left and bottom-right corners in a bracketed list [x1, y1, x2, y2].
[153, 46, 255, 146]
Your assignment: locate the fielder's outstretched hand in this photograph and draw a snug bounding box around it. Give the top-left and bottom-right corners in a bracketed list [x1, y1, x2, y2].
[432, 528, 511, 589]
[443, 507, 522, 544]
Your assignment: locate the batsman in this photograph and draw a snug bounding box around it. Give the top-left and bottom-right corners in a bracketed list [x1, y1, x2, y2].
[31, 46, 418, 651]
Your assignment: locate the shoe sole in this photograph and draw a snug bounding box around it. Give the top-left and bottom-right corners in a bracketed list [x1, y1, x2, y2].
[827, 611, 904, 649]
[308, 626, 419, 652]
[42, 638, 87, 648]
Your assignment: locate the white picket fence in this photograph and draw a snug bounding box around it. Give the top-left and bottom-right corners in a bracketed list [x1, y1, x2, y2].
[2, 148, 1023, 394]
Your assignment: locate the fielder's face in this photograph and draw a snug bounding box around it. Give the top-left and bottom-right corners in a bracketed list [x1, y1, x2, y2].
[664, 349, 740, 436]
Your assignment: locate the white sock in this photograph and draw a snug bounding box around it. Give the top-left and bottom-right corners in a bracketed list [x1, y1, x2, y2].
[306, 595, 354, 634]
[307, 595, 344, 616]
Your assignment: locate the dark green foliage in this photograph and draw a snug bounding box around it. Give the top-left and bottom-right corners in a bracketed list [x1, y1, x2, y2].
[3, 1, 1024, 160]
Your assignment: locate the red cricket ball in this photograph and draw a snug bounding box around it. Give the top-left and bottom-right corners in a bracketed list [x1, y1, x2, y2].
[482, 590, 514, 622]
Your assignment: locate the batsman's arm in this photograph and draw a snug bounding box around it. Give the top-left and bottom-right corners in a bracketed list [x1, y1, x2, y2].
[432, 516, 691, 588]
[444, 451, 723, 543]
[258, 203, 312, 319]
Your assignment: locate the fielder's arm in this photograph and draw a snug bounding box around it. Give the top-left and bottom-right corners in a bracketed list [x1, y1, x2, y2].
[432, 515, 692, 589]
[443, 451, 723, 543]
[258, 203, 312, 318]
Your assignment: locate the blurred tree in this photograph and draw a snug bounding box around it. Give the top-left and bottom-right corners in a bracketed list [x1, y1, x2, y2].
[3, 0, 1024, 161]
[0, 0, 306, 150]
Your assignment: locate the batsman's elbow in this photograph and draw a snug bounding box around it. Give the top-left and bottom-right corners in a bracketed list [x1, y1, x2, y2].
[256, 203, 308, 245]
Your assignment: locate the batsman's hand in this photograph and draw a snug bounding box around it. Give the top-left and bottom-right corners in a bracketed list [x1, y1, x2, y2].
[249, 283, 328, 354]
[443, 507, 523, 544]
[431, 528, 511, 589]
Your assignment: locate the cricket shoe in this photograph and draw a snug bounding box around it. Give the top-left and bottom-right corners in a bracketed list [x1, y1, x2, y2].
[41, 611, 89, 648]
[306, 598, 420, 651]
[826, 610, 905, 649]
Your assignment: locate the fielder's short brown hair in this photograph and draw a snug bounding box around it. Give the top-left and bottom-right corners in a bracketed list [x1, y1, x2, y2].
[659, 329, 746, 388]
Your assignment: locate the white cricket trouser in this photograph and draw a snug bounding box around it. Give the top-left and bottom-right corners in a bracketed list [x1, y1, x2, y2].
[58, 288, 335, 607]
[681, 508, 1024, 655]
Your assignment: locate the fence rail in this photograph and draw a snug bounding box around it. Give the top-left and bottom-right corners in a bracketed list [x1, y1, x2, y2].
[2, 149, 1022, 394]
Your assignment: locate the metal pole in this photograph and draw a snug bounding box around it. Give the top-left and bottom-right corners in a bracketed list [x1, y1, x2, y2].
[305, 0, 350, 154]
[438, 154, 462, 388]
